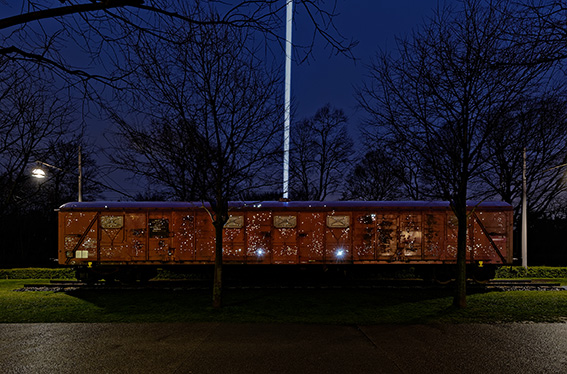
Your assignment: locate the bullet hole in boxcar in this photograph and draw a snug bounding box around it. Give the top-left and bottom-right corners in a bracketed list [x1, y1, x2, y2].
[131, 229, 145, 237]
[359, 215, 374, 225]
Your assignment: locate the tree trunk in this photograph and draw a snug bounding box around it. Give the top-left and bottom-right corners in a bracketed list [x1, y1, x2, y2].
[212, 219, 224, 309]
[453, 202, 468, 309]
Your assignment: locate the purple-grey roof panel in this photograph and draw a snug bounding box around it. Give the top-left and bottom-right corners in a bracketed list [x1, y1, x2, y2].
[59, 200, 512, 210]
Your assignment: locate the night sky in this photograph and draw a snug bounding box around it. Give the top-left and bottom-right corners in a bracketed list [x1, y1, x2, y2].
[292, 0, 439, 130]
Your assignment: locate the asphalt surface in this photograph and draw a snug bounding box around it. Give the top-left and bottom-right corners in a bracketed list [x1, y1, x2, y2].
[1, 323, 566, 373]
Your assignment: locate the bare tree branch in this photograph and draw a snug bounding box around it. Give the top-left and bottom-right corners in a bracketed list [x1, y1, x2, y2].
[0, 45, 124, 85]
[0, 0, 143, 30]
[1, 0, 356, 88]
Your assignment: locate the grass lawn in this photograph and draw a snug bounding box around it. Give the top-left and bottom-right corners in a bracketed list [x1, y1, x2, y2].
[1, 279, 566, 324]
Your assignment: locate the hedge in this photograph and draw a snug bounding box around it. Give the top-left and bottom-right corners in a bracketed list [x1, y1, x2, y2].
[495, 266, 567, 279]
[0, 268, 75, 280]
[2, 266, 567, 280]
[0, 268, 201, 280]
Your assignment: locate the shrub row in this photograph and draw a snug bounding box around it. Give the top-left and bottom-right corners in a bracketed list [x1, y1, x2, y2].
[0, 268, 75, 280]
[495, 266, 567, 279]
[0, 268, 202, 280]
[0, 268, 199, 280]
[2, 266, 567, 280]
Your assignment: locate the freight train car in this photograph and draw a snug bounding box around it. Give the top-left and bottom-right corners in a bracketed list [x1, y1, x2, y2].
[58, 201, 513, 282]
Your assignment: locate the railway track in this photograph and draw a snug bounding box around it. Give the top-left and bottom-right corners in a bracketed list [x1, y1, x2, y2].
[19, 279, 567, 292]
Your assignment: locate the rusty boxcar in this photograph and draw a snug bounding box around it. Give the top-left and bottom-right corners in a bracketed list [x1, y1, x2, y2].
[58, 201, 513, 282]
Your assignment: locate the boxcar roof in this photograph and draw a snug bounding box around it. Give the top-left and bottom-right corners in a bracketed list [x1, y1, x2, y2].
[59, 200, 512, 211]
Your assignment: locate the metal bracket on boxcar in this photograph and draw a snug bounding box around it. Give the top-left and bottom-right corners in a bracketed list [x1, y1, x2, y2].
[472, 212, 507, 264]
[66, 212, 100, 265]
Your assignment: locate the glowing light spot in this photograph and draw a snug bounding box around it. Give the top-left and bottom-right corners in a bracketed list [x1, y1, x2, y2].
[32, 168, 46, 179]
[336, 249, 346, 258]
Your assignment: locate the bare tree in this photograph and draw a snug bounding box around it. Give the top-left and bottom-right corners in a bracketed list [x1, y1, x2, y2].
[0, 64, 74, 212]
[503, 1, 567, 66]
[479, 91, 567, 218]
[0, 0, 355, 90]
[359, 129, 428, 201]
[110, 17, 282, 308]
[342, 148, 404, 201]
[0, 61, 101, 264]
[358, 0, 551, 308]
[290, 104, 353, 200]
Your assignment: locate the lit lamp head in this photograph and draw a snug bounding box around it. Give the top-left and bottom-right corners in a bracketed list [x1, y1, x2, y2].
[31, 167, 46, 179]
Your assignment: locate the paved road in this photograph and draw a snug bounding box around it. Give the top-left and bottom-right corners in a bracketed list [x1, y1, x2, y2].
[1, 323, 566, 373]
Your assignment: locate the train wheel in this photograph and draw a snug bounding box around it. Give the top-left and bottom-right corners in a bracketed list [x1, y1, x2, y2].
[75, 269, 100, 284]
[116, 268, 157, 284]
[416, 267, 435, 284]
[433, 266, 455, 284]
[117, 269, 137, 284]
[472, 265, 496, 283]
[139, 269, 158, 283]
[95, 267, 119, 283]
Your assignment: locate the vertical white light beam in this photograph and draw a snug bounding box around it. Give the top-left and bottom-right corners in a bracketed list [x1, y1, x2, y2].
[78, 145, 83, 202]
[522, 147, 527, 268]
[283, 0, 293, 199]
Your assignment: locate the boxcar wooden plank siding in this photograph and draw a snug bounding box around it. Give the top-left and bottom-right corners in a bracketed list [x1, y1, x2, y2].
[58, 201, 513, 268]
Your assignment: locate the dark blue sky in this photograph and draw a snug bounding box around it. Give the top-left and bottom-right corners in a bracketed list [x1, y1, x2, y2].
[292, 0, 439, 128]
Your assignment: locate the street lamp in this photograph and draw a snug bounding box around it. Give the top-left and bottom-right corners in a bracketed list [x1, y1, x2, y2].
[32, 146, 83, 202]
[31, 168, 47, 179]
[32, 148, 135, 201]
